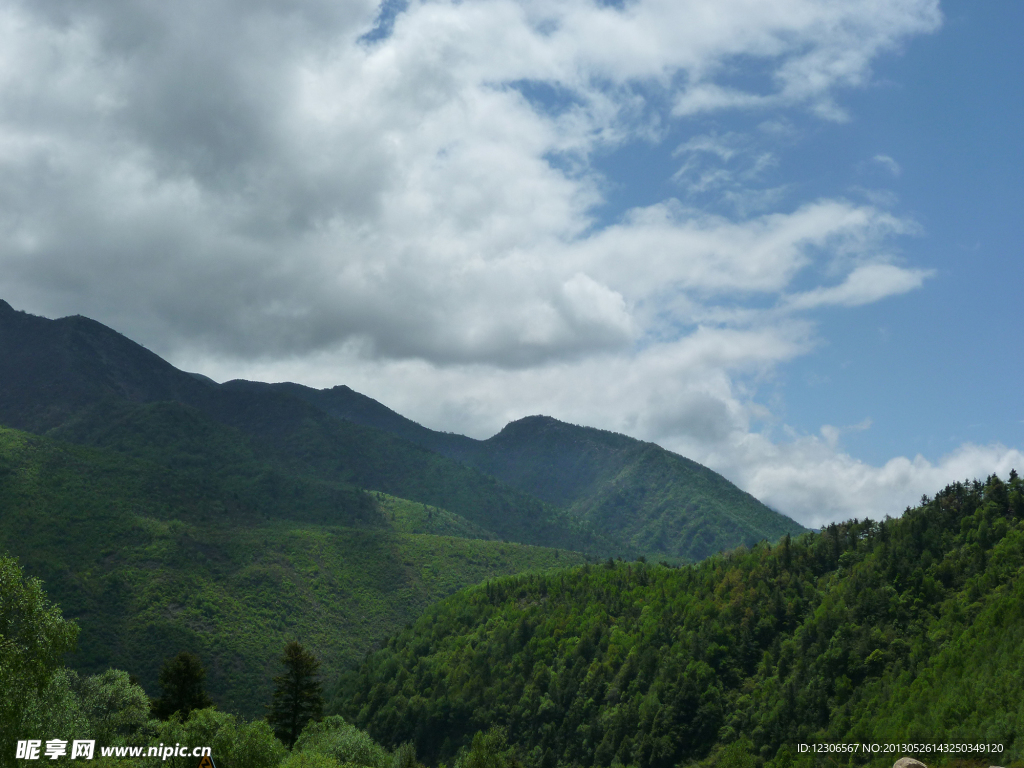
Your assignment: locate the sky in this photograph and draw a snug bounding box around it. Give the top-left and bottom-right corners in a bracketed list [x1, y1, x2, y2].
[0, 0, 1021, 528]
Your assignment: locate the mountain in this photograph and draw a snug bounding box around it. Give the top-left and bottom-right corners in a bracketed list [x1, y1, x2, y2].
[455, 415, 795, 561]
[248, 380, 478, 459]
[335, 473, 1024, 768]
[224, 382, 807, 561]
[0, 299, 608, 555]
[0, 299, 212, 434]
[0, 423, 583, 716]
[0, 298, 806, 560]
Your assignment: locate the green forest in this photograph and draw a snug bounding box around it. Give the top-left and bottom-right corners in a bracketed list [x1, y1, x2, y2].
[6, 471, 1024, 767]
[0, 425, 582, 714]
[335, 473, 1024, 768]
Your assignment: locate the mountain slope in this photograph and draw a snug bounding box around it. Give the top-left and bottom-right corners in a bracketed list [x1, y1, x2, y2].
[0, 298, 804, 560]
[467, 416, 800, 561]
[247, 379, 807, 560]
[0, 299, 212, 433]
[0, 300, 606, 554]
[335, 473, 1024, 768]
[0, 424, 583, 716]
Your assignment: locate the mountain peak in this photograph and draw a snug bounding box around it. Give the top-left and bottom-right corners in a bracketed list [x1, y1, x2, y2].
[0, 300, 212, 432]
[498, 414, 562, 432]
[492, 414, 638, 451]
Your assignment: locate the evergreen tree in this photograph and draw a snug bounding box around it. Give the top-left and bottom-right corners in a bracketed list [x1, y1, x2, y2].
[152, 651, 213, 720]
[268, 640, 323, 747]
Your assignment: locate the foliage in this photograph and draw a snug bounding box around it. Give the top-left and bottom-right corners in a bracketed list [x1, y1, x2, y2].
[374, 493, 499, 541]
[336, 473, 1024, 768]
[270, 641, 325, 747]
[0, 553, 80, 766]
[278, 753, 347, 768]
[73, 668, 152, 745]
[1, 554, 157, 767]
[10, 667, 91, 766]
[453, 728, 520, 768]
[0, 424, 583, 716]
[0, 549, 399, 768]
[138, 707, 286, 768]
[291, 715, 392, 768]
[152, 651, 214, 720]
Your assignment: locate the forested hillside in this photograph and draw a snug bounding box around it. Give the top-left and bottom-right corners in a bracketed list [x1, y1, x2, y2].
[0, 424, 582, 716]
[230, 382, 808, 561]
[0, 299, 806, 561]
[336, 472, 1024, 768]
[0, 300, 614, 555]
[464, 416, 799, 561]
[3, 549, 429, 768]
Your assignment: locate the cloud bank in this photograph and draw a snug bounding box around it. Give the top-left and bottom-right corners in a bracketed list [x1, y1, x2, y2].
[4, 0, 1015, 527]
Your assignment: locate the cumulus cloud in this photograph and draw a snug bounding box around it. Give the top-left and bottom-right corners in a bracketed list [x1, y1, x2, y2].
[719, 436, 1024, 529]
[0, 0, 990, 527]
[0, 0, 941, 361]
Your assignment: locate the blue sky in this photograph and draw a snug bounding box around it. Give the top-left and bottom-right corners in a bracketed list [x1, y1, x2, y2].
[758, 1, 1023, 467]
[586, 1, 1023, 469]
[0, 0, 1020, 525]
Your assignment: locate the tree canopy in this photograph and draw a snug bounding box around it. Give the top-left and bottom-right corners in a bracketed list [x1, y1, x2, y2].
[335, 472, 1024, 768]
[0, 553, 80, 762]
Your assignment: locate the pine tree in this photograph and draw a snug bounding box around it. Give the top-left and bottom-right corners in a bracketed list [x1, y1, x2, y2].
[267, 640, 323, 747]
[152, 651, 213, 719]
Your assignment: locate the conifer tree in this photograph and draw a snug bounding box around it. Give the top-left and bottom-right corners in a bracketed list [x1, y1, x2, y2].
[152, 651, 213, 720]
[268, 640, 323, 747]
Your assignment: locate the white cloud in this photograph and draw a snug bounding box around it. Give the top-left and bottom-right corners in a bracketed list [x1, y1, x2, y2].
[1, 0, 995, 529]
[872, 154, 902, 176]
[785, 262, 933, 310]
[717, 435, 1024, 529]
[178, 320, 811, 446]
[0, 0, 941, 361]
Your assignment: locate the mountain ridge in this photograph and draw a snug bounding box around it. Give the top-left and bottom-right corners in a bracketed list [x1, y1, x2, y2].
[0, 299, 806, 560]
[1, 301, 607, 554]
[242, 382, 805, 559]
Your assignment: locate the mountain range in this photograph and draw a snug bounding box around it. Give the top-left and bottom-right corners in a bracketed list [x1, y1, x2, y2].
[0, 298, 805, 560]
[0, 298, 806, 712]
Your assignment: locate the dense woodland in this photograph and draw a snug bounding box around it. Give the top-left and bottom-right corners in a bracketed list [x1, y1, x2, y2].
[6, 473, 1024, 767]
[0, 424, 583, 714]
[335, 473, 1024, 768]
